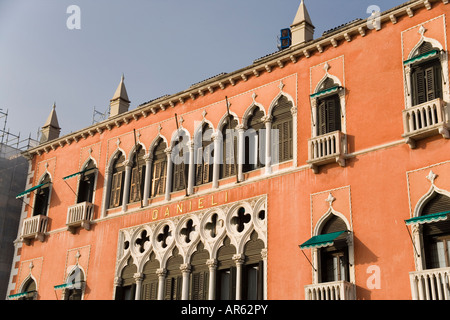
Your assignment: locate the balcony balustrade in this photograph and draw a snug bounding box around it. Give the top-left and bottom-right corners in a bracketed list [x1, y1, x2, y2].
[307, 130, 346, 173]
[21, 214, 48, 244]
[66, 201, 94, 233]
[305, 280, 355, 300]
[410, 267, 450, 300]
[402, 98, 450, 148]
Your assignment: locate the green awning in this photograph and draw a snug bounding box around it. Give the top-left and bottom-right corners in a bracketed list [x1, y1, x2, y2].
[63, 168, 96, 181]
[403, 49, 440, 65]
[15, 183, 49, 199]
[54, 281, 84, 290]
[310, 85, 341, 99]
[300, 230, 347, 250]
[405, 211, 450, 226]
[7, 291, 35, 300]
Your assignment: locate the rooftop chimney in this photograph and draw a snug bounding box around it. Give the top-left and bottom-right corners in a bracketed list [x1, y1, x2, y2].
[290, 0, 315, 46]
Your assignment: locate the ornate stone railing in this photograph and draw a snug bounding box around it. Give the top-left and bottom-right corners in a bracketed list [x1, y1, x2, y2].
[307, 130, 346, 173]
[305, 280, 355, 300]
[66, 202, 94, 233]
[21, 215, 48, 244]
[410, 267, 450, 300]
[402, 98, 450, 148]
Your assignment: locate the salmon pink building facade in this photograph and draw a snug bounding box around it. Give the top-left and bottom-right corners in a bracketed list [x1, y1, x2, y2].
[6, 0, 450, 300]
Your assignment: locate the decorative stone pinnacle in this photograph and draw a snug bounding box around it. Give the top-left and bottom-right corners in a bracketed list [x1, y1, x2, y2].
[426, 170, 437, 184]
[419, 25, 427, 36]
[326, 192, 336, 207]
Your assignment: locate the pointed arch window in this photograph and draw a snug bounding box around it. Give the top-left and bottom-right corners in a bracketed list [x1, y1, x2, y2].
[220, 116, 238, 179]
[77, 160, 96, 204]
[418, 192, 450, 269]
[109, 153, 125, 209]
[150, 139, 167, 198]
[33, 174, 51, 217]
[172, 131, 189, 193]
[315, 78, 342, 136]
[318, 215, 349, 283]
[409, 42, 443, 107]
[271, 96, 293, 163]
[244, 107, 265, 173]
[18, 278, 37, 300]
[63, 267, 86, 300]
[195, 124, 214, 186]
[129, 145, 146, 203]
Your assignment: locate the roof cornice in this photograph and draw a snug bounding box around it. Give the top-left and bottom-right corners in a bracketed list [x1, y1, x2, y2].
[25, 0, 447, 158]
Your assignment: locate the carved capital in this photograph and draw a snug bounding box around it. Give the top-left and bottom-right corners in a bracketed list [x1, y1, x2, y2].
[232, 254, 245, 265]
[180, 263, 192, 274]
[156, 268, 167, 278]
[134, 272, 144, 282]
[206, 259, 218, 270]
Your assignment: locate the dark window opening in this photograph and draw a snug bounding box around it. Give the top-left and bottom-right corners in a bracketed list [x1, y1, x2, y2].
[33, 174, 51, 216]
[77, 160, 96, 204]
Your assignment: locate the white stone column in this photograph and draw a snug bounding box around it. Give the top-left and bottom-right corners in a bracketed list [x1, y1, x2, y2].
[233, 254, 245, 300]
[101, 168, 112, 218]
[180, 264, 191, 300]
[122, 161, 132, 212]
[188, 141, 195, 195]
[237, 124, 245, 182]
[262, 115, 272, 175]
[212, 133, 221, 189]
[291, 106, 298, 167]
[207, 259, 217, 300]
[134, 272, 144, 300]
[164, 148, 173, 201]
[261, 249, 268, 300]
[142, 154, 152, 206]
[312, 248, 319, 284]
[156, 268, 167, 300]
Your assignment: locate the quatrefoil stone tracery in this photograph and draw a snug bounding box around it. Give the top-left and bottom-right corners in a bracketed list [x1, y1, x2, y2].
[231, 207, 251, 233]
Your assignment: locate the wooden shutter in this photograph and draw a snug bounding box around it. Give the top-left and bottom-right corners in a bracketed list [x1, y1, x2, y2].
[129, 166, 144, 203]
[203, 145, 212, 184]
[412, 60, 442, 106]
[317, 101, 327, 136]
[425, 66, 436, 102]
[152, 160, 166, 197]
[414, 68, 427, 105]
[142, 281, 158, 300]
[110, 171, 124, 208]
[195, 147, 204, 186]
[190, 271, 209, 300]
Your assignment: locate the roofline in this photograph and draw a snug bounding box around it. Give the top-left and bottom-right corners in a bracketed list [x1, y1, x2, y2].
[25, 0, 444, 157]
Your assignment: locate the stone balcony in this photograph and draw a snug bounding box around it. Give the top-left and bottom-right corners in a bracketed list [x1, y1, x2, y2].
[402, 98, 450, 148]
[305, 280, 356, 300]
[410, 267, 450, 300]
[21, 214, 48, 244]
[307, 130, 347, 173]
[66, 201, 94, 233]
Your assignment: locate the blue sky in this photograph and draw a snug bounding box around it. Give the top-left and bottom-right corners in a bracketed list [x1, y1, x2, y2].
[0, 0, 407, 141]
